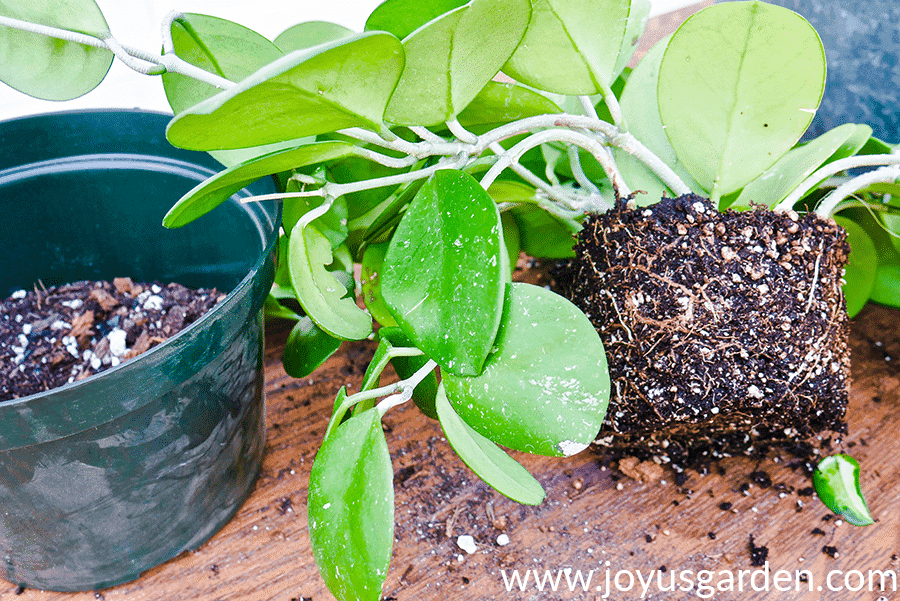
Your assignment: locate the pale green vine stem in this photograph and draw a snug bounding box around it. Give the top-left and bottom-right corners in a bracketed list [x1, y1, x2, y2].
[486, 141, 575, 205]
[816, 164, 900, 218]
[446, 119, 478, 145]
[567, 144, 602, 195]
[409, 126, 446, 144]
[775, 154, 900, 214]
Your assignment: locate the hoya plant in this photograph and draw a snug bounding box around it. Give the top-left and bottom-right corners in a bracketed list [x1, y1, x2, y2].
[0, 0, 892, 598]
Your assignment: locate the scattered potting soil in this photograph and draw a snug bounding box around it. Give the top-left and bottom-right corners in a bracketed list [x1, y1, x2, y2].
[555, 194, 850, 464]
[0, 278, 224, 402]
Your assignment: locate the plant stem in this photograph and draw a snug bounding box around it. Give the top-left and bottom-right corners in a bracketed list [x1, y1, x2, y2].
[776, 154, 900, 213]
[816, 164, 900, 218]
[377, 360, 438, 416]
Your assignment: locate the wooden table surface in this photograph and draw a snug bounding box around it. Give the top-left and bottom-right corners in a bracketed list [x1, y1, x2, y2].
[3, 296, 898, 601]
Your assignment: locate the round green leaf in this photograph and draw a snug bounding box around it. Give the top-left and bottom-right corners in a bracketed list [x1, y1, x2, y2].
[361, 241, 399, 328]
[840, 207, 900, 309]
[283, 317, 343, 378]
[834, 216, 877, 319]
[162, 13, 283, 115]
[456, 81, 562, 130]
[166, 32, 404, 151]
[274, 21, 354, 53]
[436, 384, 545, 504]
[0, 0, 113, 100]
[309, 409, 394, 601]
[658, 1, 826, 200]
[732, 124, 872, 210]
[813, 454, 874, 527]
[288, 221, 372, 341]
[365, 0, 467, 40]
[488, 181, 579, 259]
[164, 141, 356, 228]
[443, 283, 610, 457]
[381, 169, 506, 376]
[615, 35, 703, 203]
[384, 0, 531, 126]
[264, 293, 302, 321]
[502, 0, 632, 95]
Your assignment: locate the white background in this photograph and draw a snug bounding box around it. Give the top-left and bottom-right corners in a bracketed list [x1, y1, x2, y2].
[0, 0, 699, 120]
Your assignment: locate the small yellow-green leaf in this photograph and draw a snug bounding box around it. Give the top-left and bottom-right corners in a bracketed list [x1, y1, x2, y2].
[813, 454, 874, 527]
[274, 21, 354, 53]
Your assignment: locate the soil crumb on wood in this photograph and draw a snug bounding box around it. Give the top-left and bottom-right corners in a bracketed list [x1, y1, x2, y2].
[1, 278, 224, 401]
[556, 194, 850, 463]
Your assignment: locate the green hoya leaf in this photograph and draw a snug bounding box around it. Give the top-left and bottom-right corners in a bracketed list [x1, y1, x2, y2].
[378, 327, 439, 419]
[167, 32, 404, 151]
[614, 35, 702, 204]
[308, 409, 394, 601]
[502, 0, 632, 95]
[500, 212, 521, 272]
[443, 283, 610, 457]
[381, 170, 506, 376]
[834, 216, 877, 319]
[274, 21, 354, 53]
[813, 454, 874, 526]
[658, 1, 826, 201]
[384, 0, 531, 126]
[613, 0, 650, 81]
[436, 384, 545, 504]
[360, 241, 398, 327]
[264, 294, 302, 321]
[365, 0, 467, 40]
[732, 124, 872, 210]
[283, 317, 343, 378]
[162, 14, 283, 115]
[288, 221, 372, 341]
[0, 0, 113, 101]
[488, 181, 580, 258]
[164, 141, 356, 228]
[840, 207, 900, 309]
[283, 180, 350, 251]
[456, 81, 562, 130]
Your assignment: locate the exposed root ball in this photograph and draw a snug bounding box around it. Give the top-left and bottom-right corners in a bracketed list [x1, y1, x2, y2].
[556, 194, 850, 455]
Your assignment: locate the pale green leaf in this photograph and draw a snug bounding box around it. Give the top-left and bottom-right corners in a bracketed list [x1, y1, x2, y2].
[274, 21, 354, 53]
[834, 216, 877, 319]
[813, 454, 874, 527]
[456, 81, 562, 129]
[365, 0, 467, 40]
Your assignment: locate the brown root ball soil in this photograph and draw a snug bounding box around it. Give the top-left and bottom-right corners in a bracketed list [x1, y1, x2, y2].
[555, 194, 850, 461]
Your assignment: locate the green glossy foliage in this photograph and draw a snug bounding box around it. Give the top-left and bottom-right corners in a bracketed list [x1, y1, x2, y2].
[500, 212, 521, 272]
[166, 32, 404, 150]
[274, 21, 354, 53]
[162, 14, 282, 115]
[283, 317, 343, 378]
[813, 454, 874, 527]
[615, 35, 703, 203]
[456, 81, 562, 130]
[443, 283, 609, 457]
[503, 0, 633, 95]
[264, 293, 302, 321]
[164, 141, 356, 228]
[732, 124, 872, 210]
[435, 384, 545, 504]
[309, 409, 394, 601]
[488, 181, 580, 258]
[614, 0, 650, 81]
[282, 181, 350, 251]
[834, 216, 877, 319]
[658, 1, 825, 200]
[0, 0, 113, 100]
[365, 0, 467, 40]
[840, 208, 900, 309]
[288, 221, 372, 341]
[384, 0, 530, 126]
[360, 241, 398, 327]
[378, 327, 439, 419]
[381, 170, 506, 376]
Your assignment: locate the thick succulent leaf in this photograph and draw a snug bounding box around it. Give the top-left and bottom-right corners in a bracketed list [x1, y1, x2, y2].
[283, 317, 343, 378]
[309, 409, 394, 601]
[384, 0, 531, 126]
[378, 327, 439, 419]
[658, 1, 826, 199]
[162, 13, 283, 115]
[436, 384, 545, 504]
[839, 208, 900, 309]
[282, 180, 350, 251]
[732, 124, 872, 210]
[360, 241, 398, 327]
[502, 0, 632, 95]
[166, 32, 404, 151]
[615, 35, 703, 204]
[488, 181, 579, 258]
[813, 454, 874, 527]
[288, 221, 372, 341]
[381, 169, 505, 376]
[164, 141, 356, 228]
[274, 21, 354, 53]
[264, 294, 302, 321]
[365, 0, 467, 40]
[0, 0, 113, 100]
[500, 212, 521, 272]
[613, 0, 650, 79]
[456, 81, 562, 129]
[443, 283, 610, 457]
[834, 216, 877, 319]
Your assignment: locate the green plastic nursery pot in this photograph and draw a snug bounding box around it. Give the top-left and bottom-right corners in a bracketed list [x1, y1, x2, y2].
[0, 110, 280, 591]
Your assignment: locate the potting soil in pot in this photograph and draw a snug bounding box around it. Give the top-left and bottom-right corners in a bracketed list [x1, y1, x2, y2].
[1, 278, 223, 402]
[556, 194, 850, 464]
